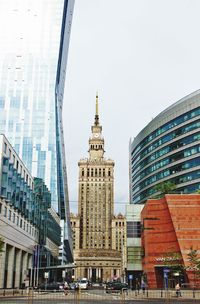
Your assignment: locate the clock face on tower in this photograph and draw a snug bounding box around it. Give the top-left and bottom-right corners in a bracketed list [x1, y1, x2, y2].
[94, 133, 100, 138]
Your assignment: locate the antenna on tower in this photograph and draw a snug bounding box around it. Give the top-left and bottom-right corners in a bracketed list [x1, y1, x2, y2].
[95, 92, 99, 125]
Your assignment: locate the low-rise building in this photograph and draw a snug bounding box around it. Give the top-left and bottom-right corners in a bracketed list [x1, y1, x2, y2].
[141, 194, 200, 289]
[126, 204, 144, 287]
[0, 135, 61, 288]
[111, 213, 127, 281]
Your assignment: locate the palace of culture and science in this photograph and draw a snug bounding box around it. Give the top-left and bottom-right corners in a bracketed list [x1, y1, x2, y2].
[70, 95, 126, 282]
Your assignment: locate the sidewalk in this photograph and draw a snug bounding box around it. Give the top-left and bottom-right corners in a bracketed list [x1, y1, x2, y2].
[0, 289, 28, 297]
[1, 288, 200, 301]
[127, 289, 200, 300]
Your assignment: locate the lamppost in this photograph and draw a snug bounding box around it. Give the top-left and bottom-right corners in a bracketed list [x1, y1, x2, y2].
[121, 235, 126, 283]
[32, 244, 40, 288]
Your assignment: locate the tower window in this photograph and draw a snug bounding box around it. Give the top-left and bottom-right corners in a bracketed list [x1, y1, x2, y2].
[82, 170, 84, 177]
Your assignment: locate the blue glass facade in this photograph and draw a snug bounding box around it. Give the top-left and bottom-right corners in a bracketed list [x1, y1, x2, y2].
[130, 91, 200, 204]
[1, 154, 34, 222]
[0, 135, 61, 247]
[0, 1, 74, 261]
[0, 0, 74, 212]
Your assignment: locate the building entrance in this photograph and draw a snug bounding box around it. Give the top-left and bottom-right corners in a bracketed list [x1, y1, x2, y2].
[91, 268, 103, 282]
[155, 266, 187, 289]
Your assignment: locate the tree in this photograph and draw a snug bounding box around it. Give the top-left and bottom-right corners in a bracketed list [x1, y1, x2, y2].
[152, 181, 176, 198]
[187, 248, 200, 285]
[187, 248, 200, 269]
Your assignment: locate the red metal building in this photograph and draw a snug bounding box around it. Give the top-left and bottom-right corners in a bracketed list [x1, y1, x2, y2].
[141, 194, 200, 289]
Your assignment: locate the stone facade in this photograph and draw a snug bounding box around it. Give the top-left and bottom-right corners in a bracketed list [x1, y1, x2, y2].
[71, 95, 126, 282]
[70, 213, 80, 251]
[111, 214, 127, 280]
[0, 198, 36, 288]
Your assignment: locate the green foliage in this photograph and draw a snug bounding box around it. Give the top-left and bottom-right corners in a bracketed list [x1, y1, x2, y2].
[196, 189, 200, 194]
[161, 251, 184, 273]
[141, 272, 148, 283]
[0, 236, 4, 253]
[187, 247, 200, 277]
[152, 181, 176, 198]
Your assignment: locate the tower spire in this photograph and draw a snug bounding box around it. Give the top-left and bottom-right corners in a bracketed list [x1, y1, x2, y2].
[94, 92, 99, 125]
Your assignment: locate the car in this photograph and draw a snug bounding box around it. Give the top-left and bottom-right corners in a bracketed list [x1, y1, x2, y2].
[92, 282, 101, 287]
[34, 282, 64, 291]
[78, 278, 88, 290]
[105, 281, 128, 293]
[69, 282, 79, 290]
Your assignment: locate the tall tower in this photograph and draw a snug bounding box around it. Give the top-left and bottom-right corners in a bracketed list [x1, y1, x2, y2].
[78, 94, 114, 250]
[0, 0, 74, 262]
[75, 95, 121, 282]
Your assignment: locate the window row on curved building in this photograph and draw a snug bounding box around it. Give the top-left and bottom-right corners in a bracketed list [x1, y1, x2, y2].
[129, 90, 200, 204]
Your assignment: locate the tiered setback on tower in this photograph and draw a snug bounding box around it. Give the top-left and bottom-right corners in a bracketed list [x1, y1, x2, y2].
[130, 90, 200, 204]
[71, 95, 126, 281]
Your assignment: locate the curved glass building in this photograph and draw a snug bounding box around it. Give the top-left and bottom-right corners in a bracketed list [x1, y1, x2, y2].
[130, 90, 200, 204]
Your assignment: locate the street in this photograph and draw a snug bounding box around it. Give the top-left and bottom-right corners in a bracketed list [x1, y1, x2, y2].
[0, 289, 200, 304]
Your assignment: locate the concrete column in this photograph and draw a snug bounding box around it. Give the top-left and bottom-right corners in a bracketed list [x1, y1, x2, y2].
[75, 266, 79, 281]
[28, 254, 33, 287]
[14, 249, 22, 288]
[96, 268, 98, 280]
[89, 267, 92, 280]
[0, 243, 6, 288]
[87, 268, 90, 279]
[22, 252, 28, 284]
[6, 246, 15, 288]
[28, 254, 32, 269]
[111, 268, 113, 280]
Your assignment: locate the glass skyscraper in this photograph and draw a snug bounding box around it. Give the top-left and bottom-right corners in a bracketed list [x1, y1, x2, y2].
[130, 90, 200, 204]
[0, 0, 74, 262]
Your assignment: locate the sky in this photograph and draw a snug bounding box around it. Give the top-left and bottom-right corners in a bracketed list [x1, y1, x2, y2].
[63, 0, 200, 215]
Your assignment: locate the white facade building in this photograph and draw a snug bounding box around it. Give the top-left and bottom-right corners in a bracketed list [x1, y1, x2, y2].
[0, 198, 38, 288]
[0, 134, 38, 288]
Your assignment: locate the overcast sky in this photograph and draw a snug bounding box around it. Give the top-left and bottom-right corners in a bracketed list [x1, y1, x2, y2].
[63, 0, 200, 214]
